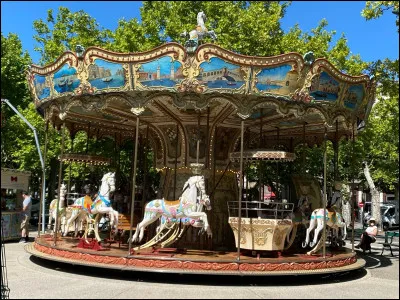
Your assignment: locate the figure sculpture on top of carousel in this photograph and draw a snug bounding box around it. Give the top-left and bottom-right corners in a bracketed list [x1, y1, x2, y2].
[180, 11, 217, 53]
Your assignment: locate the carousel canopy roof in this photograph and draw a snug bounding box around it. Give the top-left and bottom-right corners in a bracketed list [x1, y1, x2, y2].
[26, 43, 375, 168]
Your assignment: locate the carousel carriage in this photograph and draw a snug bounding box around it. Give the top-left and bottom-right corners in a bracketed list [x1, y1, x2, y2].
[25, 11, 375, 275]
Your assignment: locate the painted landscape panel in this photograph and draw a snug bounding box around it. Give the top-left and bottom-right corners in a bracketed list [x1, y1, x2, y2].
[198, 57, 245, 89]
[53, 64, 80, 94]
[34, 75, 50, 100]
[343, 84, 364, 109]
[138, 56, 183, 88]
[309, 71, 340, 102]
[255, 64, 297, 95]
[88, 59, 126, 90]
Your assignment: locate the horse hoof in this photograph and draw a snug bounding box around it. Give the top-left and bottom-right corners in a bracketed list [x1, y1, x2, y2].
[309, 242, 315, 248]
[302, 241, 308, 248]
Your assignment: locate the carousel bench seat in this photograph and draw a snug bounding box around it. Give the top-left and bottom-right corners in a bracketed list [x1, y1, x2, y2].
[381, 231, 399, 256]
[116, 214, 136, 247]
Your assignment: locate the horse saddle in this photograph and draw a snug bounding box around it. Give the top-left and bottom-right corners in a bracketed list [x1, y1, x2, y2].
[164, 199, 180, 206]
[83, 195, 93, 209]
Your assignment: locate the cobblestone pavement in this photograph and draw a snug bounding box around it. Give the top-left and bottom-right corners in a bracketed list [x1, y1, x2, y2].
[2, 223, 398, 299]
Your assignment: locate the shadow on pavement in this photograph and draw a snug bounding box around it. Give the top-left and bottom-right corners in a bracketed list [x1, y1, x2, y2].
[29, 255, 368, 286]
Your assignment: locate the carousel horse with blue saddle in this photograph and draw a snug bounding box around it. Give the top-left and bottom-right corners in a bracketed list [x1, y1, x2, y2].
[302, 182, 347, 255]
[64, 172, 118, 241]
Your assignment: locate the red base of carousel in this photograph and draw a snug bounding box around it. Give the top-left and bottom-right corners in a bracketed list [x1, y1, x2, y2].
[25, 235, 365, 276]
[76, 238, 109, 251]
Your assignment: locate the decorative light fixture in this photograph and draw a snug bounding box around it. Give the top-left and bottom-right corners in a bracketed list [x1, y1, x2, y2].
[190, 163, 204, 175]
[58, 153, 111, 166]
[229, 150, 296, 162]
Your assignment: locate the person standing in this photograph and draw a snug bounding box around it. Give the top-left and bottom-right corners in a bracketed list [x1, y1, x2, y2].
[19, 191, 32, 243]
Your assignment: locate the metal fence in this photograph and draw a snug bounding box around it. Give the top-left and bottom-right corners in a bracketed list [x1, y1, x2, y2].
[227, 200, 294, 220]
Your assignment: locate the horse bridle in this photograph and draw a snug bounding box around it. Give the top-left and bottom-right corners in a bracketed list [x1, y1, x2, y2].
[193, 177, 210, 208]
[98, 175, 115, 199]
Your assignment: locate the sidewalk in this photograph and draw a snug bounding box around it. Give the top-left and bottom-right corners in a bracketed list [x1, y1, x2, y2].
[2, 222, 399, 299]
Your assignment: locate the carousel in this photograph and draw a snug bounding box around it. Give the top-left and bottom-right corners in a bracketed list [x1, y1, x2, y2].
[24, 12, 375, 275]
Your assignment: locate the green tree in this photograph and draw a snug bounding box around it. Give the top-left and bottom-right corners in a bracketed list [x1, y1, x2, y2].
[33, 7, 114, 64]
[1, 33, 32, 169]
[360, 2, 399, 225]
[362, 1, 399, 31]
[1, 33, 32, 108]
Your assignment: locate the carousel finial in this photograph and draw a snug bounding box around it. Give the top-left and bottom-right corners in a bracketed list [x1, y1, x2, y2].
[75, 45, 85, 58]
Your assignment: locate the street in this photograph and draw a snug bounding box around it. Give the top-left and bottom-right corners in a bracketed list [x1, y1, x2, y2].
[2, 225, 399, 299]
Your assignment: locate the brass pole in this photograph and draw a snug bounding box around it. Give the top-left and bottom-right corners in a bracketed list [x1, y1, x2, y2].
[173, 124, 179, 200]
[276, 126, 280, 199]
[334, 120, 339, 180]
[38, 120, 49, 235]
[197, 113, 201, 163]
[128, 116, 140, 255]
[54, 122, 66, 246]
[322, 127, 328, 258]
[206, 107, 210, 169]
[259, 109, 263, 202]
[351, 119, 355, 252]
[142, 125, 149, 213]
[237, 119, 245, 261]
[302, 122, 306, 173]
[68, 136, 74, 196]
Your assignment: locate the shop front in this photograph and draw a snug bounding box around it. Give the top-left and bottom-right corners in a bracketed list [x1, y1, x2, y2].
[1, 168, 31, 240]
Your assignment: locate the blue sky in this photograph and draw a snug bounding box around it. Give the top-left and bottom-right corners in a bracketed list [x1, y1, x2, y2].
[1, 1, 398, 65]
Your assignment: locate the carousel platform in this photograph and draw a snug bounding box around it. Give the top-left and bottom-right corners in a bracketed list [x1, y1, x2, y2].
[25, 235, 365, 276]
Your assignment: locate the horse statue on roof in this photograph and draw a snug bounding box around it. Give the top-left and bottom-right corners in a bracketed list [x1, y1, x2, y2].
[48, 183, 68, 233]
[180, 11, 217, 53]
[302, 182, 347, 255]
[130, 175, 212, 245]
[64, 172, 118, 241]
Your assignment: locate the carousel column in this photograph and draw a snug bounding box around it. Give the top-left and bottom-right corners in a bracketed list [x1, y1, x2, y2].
[38, 120, 49, 235]
[351, 119, 356, 252]
[142, 125, 150, 214]
[197, 112, 201, 163]
[54, 122, 66, 246]
[205, 108, 211, 250]
[302, 122, 307, 172]
[322, 127, 328, 258]
[128, 109, 142, 255]
[276, 126, 280, 199]
[173, 124, 179, 200]
[334, 120, 339, 180]
[237, 118, 245, 262]
[259, 109, 263, 203]
[67, 126, 75, 196]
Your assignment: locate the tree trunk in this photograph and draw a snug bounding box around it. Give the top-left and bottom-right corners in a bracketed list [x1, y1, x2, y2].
[341, 184, 352, 227]
[363, 162, 382, 231]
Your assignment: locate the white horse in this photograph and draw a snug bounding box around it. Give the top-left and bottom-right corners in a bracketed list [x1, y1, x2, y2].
[302, 188, 347, 254]
[180, 11, 217, 45]
[48, 183, 68, 233]
[131, 175, 212, 243]
[64, 172, 118, 241]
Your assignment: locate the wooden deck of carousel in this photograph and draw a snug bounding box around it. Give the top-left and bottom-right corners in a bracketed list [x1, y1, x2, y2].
[25, 234, 365, 276]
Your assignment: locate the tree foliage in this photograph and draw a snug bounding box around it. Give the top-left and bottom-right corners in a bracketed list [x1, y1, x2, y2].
[362, 1, 399, 31]
[1, 33, 31, 108]
[33, 7, 114, 64]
